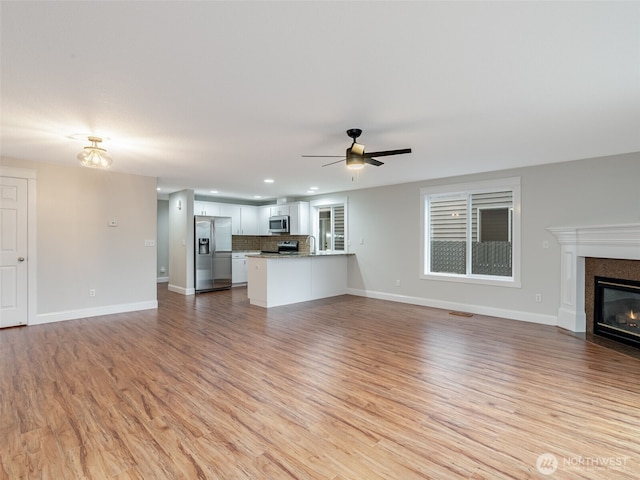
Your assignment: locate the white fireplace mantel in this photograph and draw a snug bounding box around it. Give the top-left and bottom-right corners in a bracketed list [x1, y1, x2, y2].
[547, 224, 640, 332]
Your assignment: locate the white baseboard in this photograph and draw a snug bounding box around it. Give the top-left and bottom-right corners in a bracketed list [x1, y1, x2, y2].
[168, 284, 195, 296]
[557, 307, 587, 332]
[346, 288, 557, 326]
[157, 276, 169, 283]
[32, 300, 158, 326]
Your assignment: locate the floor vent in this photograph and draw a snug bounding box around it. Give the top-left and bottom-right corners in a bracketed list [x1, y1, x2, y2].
[449, 311, 474, 317]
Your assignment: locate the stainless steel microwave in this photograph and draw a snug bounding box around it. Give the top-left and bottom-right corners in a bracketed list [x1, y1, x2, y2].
[269, 215, 289, 233]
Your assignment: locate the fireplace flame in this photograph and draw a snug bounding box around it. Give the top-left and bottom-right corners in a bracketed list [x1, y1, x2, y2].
[630, 310, 637, 320]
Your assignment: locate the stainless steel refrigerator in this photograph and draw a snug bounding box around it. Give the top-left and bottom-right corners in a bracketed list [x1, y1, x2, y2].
[194, 216, 232, 292]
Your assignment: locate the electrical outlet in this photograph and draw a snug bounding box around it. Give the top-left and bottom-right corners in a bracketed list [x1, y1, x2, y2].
[535, 293, 542, 303]
[144, 239, 155, 247]
[395, 279, 401, 287]
[89, 289, 96, 297]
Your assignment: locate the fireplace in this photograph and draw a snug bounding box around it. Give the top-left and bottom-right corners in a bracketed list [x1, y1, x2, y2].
[547, 223, 640, 332]
[594, 276, 640, 348]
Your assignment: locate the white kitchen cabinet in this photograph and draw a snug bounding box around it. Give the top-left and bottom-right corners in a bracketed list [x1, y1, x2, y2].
[232, 252, 252, 285]
[239, 206, 259, 235]
[288, 201, 310, 235]
[231, 253, 247, 285]
[194, 201, 220, 216]
[259, 206, 272, 235]
[269, 205, 290, 217]
[194, 202, 259, 235]
[219, 204, 241, 233]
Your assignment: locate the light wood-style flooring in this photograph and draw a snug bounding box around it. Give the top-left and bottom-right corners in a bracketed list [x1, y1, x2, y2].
[2, 285, 640, 479]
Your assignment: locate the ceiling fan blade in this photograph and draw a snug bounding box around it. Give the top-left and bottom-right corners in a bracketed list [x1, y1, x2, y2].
[302, 155, 345, 158]
[321, 158, 346, 167]
[364, 148, 412, 158]
[365, 158, 384, 167]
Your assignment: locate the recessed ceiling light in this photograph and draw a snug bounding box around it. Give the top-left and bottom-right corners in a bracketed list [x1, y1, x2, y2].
[254, 195, 262, 199]
[309, 186, 319, 190]
[210, 190, 218, 194]
[157, 187, 161, 191]
[264, 178, 274, 183]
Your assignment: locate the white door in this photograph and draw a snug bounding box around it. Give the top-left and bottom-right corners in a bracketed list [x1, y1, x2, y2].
[0, 177, 28, 327]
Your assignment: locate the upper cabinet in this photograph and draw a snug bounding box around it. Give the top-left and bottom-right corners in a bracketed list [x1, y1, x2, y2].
[219, 204, 241, 233]
[258, 206, 272, 235]
[193, 201, 260, 235]
[288, 201, 309, 235]
[239, 206, 259, 235]
[194, 201, 220, 216]
[193, 200, 308, 236]
[269, 205, 290, 217]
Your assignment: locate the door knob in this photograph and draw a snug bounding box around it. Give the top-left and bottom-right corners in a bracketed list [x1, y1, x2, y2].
[18, 257, 25, 262]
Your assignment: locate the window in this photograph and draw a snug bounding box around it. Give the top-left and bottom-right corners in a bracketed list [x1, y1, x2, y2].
[421, 177, 521, 287]
[318, 205, 345, 251]
[310, 197, 348, 253]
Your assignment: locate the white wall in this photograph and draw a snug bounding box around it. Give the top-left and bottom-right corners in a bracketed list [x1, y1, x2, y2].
[315, 152, 640, 325]
[157, 199, 170, 281]
[1, 157, 158, 324]
[168, 189, 194, 294]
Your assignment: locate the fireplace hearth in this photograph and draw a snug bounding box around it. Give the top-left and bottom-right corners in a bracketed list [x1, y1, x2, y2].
[594, 276, 640, 349]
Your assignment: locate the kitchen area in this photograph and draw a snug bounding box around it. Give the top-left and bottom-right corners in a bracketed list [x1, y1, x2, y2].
[158, 192, 352, 307]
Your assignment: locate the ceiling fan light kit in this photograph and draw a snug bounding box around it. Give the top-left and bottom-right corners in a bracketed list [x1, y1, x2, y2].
[77, 136, 112, 169]
[346, 152, 365, 170]
[302, 128, 411, 170]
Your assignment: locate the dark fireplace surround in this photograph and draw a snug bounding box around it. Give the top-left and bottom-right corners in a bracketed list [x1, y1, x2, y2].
[586, 258, 640, 349]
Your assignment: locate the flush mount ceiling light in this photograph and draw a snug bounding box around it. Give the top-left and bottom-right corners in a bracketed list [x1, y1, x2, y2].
[77, 136, 112, 169]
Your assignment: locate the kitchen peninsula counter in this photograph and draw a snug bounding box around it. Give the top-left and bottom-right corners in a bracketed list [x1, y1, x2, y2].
[248, 252, 353, 258]
[247, 253, 353, 308]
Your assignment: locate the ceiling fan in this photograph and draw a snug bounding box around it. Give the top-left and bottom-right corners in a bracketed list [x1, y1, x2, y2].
[302, 128, 412, 170]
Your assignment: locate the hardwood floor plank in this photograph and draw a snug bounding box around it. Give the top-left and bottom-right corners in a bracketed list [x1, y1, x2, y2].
[2, 285, 640, 478]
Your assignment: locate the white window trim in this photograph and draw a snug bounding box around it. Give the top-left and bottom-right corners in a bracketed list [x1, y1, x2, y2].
[420, 177, 521, 288]
[310, 196, 349, 253]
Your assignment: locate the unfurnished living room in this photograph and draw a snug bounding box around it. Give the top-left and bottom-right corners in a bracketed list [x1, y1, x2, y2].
[2, 2, 640, 479]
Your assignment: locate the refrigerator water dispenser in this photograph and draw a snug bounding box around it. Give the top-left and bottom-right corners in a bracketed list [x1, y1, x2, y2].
[198, 238, 210, 255]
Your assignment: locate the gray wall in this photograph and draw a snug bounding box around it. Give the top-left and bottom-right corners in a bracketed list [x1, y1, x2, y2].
[1, 157, 158, 323]
[168, 189, 194, 294]
[314, 152, 640, 324]
[157, 199, 170, 280]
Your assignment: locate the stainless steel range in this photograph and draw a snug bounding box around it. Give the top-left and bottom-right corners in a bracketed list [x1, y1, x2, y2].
[261, 240, 299, 255]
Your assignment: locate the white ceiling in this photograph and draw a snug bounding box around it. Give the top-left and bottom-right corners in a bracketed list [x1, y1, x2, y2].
[2, 1, 639, 202]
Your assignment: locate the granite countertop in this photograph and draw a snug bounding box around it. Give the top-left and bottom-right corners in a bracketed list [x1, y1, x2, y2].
[247, 252, 354, 258]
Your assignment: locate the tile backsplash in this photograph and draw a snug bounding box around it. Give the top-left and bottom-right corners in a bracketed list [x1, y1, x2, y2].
[232, 235, 311, 254]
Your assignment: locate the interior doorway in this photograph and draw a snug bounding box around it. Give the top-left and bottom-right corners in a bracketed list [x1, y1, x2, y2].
[0, 176, 29, 327]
